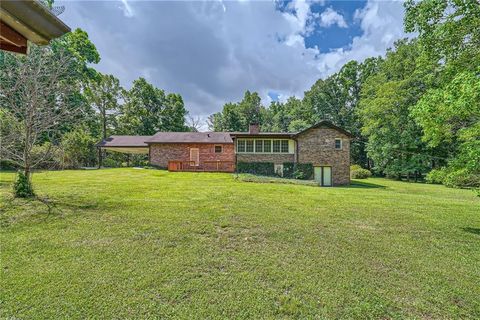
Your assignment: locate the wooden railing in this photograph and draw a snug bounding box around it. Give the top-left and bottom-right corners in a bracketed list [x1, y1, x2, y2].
[168, 160, 235, 172]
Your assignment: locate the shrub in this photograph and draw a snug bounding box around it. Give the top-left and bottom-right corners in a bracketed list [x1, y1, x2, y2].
[237, 162, 275, 176]
[283, 162, 295, 179]
[350, 165, 372, 179]
[295, 163, 313, 180]
[426, 168, 447, 184]
[444, 169, 480, 188]
[13, 171, 34, 198]
[102, 158, 120, 168]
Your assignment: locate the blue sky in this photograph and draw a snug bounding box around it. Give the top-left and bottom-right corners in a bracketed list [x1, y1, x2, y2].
[57, 0, 408, 125]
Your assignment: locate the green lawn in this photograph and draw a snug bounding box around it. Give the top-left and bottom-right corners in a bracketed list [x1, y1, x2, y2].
[1, 169, 479, 319]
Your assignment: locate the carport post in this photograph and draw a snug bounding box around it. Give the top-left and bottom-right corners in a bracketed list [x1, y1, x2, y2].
[98, 147, 103, 169]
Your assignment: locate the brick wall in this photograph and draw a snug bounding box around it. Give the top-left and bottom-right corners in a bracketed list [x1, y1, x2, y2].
[150, 143, 235, 168]
[296, 127, 351, 185]
[236, 153, 294, 164]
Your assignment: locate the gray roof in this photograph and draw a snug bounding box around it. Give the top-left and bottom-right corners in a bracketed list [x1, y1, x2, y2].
[146, 132, 233, 144]
[96, 136, 151, 147]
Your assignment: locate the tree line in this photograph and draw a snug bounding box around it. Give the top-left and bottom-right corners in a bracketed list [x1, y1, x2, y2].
[209, 1, 480, 188]
[0, 0, 478, 197]
[0, 28, 191, 178]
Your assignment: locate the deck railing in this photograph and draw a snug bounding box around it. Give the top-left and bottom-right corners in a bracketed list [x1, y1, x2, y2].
[168, 160, 235, 172]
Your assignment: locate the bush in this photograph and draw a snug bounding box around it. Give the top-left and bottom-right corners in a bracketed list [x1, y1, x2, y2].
[350, 165, 372, 179]
[295, 163, 313, 180]
[237, 162, 275, 176]
[102, 158, 121, 168]
[282, 162, 313, 180]
[62, 129, 97, 168]
[283, 162, 295, 179]
[426, 168, 447, 184]
[13, 171, 34, 198]
[444, 169, 480, 188]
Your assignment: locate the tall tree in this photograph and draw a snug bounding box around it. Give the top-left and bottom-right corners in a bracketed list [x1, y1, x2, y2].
[118, 78, 187, 135]
[86, 73, 122, 139]
[358, 40, 437, 178]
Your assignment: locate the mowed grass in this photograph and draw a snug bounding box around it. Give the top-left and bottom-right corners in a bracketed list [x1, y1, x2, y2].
[1, 169, 479, 319]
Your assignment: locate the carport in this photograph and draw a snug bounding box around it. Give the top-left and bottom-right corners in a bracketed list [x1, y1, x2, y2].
[96, 136, 151, 167]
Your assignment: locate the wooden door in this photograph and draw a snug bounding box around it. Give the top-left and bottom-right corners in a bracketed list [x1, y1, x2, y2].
[190, 148, 199, 166]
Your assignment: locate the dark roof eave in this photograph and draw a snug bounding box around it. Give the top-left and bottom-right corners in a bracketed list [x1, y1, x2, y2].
[293, 120, 355, 138]
[1, 0, 71, 45]
[145, 141, 233, 144]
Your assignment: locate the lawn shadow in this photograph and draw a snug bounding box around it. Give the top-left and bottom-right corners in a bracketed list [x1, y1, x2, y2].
[341, 180, 387, 189]
[462, 227, 480, 236]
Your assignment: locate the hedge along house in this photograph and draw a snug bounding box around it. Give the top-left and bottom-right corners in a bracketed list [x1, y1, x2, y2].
[97, 120, 354, 186]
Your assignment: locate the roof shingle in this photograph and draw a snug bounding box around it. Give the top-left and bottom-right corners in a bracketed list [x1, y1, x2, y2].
[146, 132, 233, 144]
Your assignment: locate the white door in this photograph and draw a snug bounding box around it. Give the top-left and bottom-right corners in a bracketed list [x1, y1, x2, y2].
[322, 167, 332, 186]
[190, 148, 199, 166]
[314, 166, 332, 186]
[314, 167, 322, 183]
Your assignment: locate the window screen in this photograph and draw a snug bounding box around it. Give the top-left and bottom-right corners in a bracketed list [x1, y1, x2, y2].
[273, 140, 281, 153]
[237, 140, 245, 152]
[255, 140, 263, 153]
[246, 140, 254, 153]
[263, 140, 271, 153]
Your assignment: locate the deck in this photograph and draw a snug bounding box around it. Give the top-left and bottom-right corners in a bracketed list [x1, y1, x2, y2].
[167, 161, 235, 172]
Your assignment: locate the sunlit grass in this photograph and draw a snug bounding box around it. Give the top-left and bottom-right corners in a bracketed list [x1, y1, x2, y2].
[1, 169, 479, 319]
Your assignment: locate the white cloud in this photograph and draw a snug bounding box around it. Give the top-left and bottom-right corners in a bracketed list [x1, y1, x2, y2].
[58, 0, 409, 122]
[319, 7, 347, 28]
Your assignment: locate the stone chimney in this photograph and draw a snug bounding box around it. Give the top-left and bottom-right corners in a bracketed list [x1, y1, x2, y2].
[249, 123, 260, 134]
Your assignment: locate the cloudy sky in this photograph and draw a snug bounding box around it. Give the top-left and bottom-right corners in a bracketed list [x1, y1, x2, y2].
[57, 0, 408, 122]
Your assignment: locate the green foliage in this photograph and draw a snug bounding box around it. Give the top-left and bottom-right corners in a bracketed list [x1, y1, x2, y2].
[209, 91, 265, 132]
[118, 77, 188, 135]
[350, 165, 372, 179]
[295, 163, 314, 180]
[425, 168, 447, 185]
[444, 169, 480, 189]
[283, 162, 295, 178]
[61, 129, 97, 168]
[13, 171, 34, 198]
[281, 162, 313, 180]
[358, 40, 434, 178]
[236, 162, 275, 176]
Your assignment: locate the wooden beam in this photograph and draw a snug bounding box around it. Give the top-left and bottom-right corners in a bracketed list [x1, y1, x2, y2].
[0, 42, 27, 54]
[0, 21, 27, 47]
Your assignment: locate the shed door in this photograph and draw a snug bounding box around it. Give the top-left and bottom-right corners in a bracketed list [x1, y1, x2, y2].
[190, 148, 199, 166]
[322, 167, 332, 186]
[314, 166, 332, 186]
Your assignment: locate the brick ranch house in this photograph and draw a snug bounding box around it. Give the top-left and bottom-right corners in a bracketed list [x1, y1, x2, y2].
[97, 120, 354, 186]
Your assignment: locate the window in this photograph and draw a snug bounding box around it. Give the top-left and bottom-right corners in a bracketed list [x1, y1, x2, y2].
[263, 140, 271, 153]
[272, 140, 281, 153]
[255, 140, 263, 153]
[335, 138, 342, 150]
[246, 140, 254, 153]
[214, 145, 222, 153]
[237, 139, 245, 153]
[236, 138, 291, 153]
